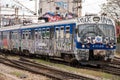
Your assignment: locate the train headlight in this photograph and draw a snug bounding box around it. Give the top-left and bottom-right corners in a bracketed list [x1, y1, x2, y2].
[82, 45, 85, 48]
[110, 45, 113, 48]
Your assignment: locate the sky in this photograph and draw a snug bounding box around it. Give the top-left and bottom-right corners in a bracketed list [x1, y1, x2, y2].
[1, 0, 107, 16]
[82, 0, 106, 15]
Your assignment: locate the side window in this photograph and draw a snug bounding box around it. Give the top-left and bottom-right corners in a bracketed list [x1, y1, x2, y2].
[11, 32, 13, 39]
[60, 26, 64, 38]
[3, 32, 7, 39]
[46, 28, 50, 39]
[42, 29, 45, 39]
[35, 30, 38, 39]
[31, 30, 34, 40]
[50, 27, 54, 39]
[22, 31, 25, 39]
[11, 32, 17, 39]
[28, 31, 31, 39]
[66, 26, 70, 38]
[56, 27, 59, 39]
[39, 29, 42, 39]
[15, 32, 18, 39]
[25, 31, 28, 39]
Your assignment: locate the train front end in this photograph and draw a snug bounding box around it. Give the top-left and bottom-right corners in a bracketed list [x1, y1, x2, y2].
[75, 16, 116, 62]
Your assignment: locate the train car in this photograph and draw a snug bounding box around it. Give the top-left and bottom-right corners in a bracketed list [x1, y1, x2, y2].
[0, 16, 116, 65]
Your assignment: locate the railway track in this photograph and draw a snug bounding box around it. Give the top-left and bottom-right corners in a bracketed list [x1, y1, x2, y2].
[114, 56, 120, 60]
[0, 52, 120, 77]
[78, 63, 120, 76]
[102, 63, 120, 76]
[112, 56, 120, 65]
[13, 56, 120, 76]
[49, 57, 120, 76]
[0, 56, 95, 80]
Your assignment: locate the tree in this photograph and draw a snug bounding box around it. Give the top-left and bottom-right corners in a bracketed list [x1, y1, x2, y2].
[101, 0, 120, 20]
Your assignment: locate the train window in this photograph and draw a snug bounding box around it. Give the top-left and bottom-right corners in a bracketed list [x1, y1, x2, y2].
[30, 30, 34, 40]
[22, 33, 25, 39]
[11, 32, 13, 39]
[42, 29, 45, 39]
[24, 30, 31, 39]
[56, 27, 59, 39]
[66, 26, 70, 38]
[35, 30, 38, 39]
[28, 31, 31, 39]
[21, 31, 24, 39]
[15, 32, 18, 39]
[60, 26, 64, 38]
[66, 27, 70, 30]
[38, 30, 42, 39]
[46, 28, 50, 39]
[12, 32, 17, 39]
[61, 27, 64, 30]
[56, 28, 59, 30]
[50, 27, 54, 39]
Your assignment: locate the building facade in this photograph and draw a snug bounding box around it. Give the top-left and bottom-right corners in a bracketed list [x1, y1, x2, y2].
[39, 0, 82, 17]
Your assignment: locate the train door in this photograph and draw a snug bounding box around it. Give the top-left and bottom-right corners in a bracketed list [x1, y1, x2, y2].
[55, 27, 60, 52]
[55, 27, 60, 56]
[60, 26, 64, 51]
[0, 32, 4, 50]
[35, 29, 43, 54]
[9, 31, 12, 51]
[55, 26, 67, 57]
[34, 29, 39, 53]
[65, 26, 71, 51]
[41, 28, 47, 55]
[21, 30, 25, 50]
[21, 30, 31, 54]
[49, 27, 55, 56]
[12, 31, 19, 52]
[46, 28, 50, 53]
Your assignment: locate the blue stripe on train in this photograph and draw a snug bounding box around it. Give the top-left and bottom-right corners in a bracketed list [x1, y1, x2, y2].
[76, 42, 116, 50]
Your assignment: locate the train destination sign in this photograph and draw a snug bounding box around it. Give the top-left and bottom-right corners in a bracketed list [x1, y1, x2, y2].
[77, 16, 113, 25]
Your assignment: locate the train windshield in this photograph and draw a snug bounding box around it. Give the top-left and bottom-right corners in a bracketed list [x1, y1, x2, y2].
[78, 24, 116, 44]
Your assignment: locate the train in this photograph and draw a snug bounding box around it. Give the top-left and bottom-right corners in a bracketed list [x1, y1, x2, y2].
[0, 16, 116, 65]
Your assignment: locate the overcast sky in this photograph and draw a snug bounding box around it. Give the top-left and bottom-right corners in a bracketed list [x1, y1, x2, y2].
[82, 0, 106, 15]
[1, 0, 106, 16]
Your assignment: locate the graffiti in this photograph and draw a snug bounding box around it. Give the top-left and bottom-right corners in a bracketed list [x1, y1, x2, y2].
[3, 39, 8, 49]
[55, 1, 68, 9]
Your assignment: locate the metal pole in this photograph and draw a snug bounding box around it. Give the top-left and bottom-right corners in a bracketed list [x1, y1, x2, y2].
[35, 0, 37, 16]
[39, 0, 42, 17]
[67, 0, 69, 13]
[78, 0, 82, 17]
[0, 1, 1, 28]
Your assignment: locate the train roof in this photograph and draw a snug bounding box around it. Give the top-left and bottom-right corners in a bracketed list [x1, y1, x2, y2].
[0, 18, 76, 31]
[0, 16, 115, 31]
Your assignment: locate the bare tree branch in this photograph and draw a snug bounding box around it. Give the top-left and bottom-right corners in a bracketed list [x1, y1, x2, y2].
[101, 0, 120, 20]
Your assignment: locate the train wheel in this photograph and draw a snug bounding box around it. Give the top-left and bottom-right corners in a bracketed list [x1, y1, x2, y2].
[70, 58, 79, 67]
